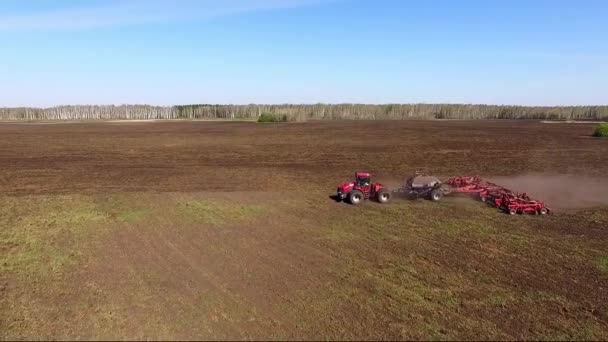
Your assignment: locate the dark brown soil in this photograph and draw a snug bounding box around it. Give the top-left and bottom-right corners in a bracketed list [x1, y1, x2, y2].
[1, 120, 606, 196]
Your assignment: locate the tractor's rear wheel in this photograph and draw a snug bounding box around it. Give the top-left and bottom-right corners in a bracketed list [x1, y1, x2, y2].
[377, 189, 391, 204]
[349, 190, 364, 205]
[430, 189, 443, 202]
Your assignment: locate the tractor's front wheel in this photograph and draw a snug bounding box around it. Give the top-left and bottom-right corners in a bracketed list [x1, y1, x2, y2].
[377, 189, 391, 204]
[349, 190, 364, 205]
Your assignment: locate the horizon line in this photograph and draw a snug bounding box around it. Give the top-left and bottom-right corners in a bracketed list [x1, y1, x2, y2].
[2, 103, 608, 109]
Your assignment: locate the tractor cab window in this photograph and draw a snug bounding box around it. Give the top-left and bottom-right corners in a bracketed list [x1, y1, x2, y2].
[357, 177, 371, 187]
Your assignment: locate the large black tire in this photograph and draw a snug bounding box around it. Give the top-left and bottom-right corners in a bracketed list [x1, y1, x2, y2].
[348, 190, 364, 205]
[429, 189, 443, 202]
[377, 189, 391, 204]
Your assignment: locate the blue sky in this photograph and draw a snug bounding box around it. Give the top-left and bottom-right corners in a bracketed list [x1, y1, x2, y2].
[0, 0, 606, 107]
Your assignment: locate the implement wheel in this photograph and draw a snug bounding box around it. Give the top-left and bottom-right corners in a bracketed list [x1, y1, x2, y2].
[539, 207, 548, 215]
[430, 189, 443, 202]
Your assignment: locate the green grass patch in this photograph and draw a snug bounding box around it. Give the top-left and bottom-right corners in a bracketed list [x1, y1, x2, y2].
[93, 193, 152, 224]
[523, 290, 568, 305]
[118, 208, 149, 223]
[285, 248, 491, 340]
[597, 256, 608, 273]
[175, 199, 266, 226]
[592, 123, 608, 137]
[318, 223, 357, 242]
[0, 194, 139, 340]
[0, 195, 109, 279]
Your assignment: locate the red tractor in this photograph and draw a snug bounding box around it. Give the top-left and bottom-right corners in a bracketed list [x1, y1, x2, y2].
[336, 172, 391, 205]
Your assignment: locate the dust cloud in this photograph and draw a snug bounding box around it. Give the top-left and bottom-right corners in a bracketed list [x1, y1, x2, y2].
[489, 174, 608, 209]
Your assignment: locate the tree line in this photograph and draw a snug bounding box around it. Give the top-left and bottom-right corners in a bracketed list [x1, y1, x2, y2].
[0, 104, 606, 121]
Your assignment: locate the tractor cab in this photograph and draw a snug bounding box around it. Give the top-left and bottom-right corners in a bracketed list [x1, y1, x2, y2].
[355, 172, 371, 188]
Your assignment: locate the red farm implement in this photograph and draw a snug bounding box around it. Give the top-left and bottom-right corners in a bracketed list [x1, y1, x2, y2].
[495, 192, 550, 215]
[444, 176, 551, 215]
[445, 176, 510, 204]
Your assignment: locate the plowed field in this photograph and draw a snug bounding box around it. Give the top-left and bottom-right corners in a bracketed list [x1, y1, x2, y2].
[1, 120, 607, 340]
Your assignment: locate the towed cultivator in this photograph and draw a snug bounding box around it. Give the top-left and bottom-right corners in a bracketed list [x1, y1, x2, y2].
[336, 171, 552, 215]
[444, 176, 551, 215]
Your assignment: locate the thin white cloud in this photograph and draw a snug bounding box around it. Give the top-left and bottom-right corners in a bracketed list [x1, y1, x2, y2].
[0, 0, 329, 31]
